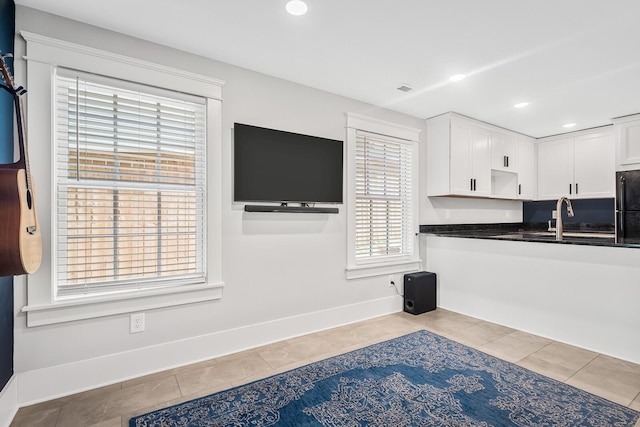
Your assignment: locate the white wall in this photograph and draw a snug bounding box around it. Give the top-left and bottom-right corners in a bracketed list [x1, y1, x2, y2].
[12, 7, 422, 404]
[425, 235, 640, 364]
[420, 195, 522, 224]
[11, 6, 532, 405]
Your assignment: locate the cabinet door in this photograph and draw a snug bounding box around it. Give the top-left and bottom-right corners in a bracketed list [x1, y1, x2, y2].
[491, 131, 518, 172]
[450, 120, 474, 195]
[537, 137, 573, 200]
[517, 138, 536, 199]
[617, 119, 640, 167]
[471, 127, 492, 196]
[573, 131, 614, 198]
[426, 114, 453, 196]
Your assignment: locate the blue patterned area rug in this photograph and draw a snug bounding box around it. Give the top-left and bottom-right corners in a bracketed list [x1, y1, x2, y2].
[131, 330, 640, 426]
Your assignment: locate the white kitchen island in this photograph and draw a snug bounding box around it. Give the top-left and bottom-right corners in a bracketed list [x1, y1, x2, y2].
[423, 235, 640, 364]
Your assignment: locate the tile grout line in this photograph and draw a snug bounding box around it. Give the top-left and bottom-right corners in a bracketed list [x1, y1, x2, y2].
[563, 353, 601, 385]
[516, 340, 556, 364]
[629, 390, 640, 410]
[561, 353, 640, 408]
[173, 374, 186, 397]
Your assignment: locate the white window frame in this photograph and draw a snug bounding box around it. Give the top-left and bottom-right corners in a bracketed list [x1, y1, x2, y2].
[345, 113, 421, 280]
[20, 32, 225, 326]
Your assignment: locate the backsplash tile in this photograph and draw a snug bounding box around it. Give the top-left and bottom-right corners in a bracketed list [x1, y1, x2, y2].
[523, 198, 614, 225]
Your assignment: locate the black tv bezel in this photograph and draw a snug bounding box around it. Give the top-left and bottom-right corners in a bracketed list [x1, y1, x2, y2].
[233, 123, 344, 206]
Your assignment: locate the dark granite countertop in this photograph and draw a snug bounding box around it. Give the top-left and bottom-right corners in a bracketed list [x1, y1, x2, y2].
[419, 223, 640, 248]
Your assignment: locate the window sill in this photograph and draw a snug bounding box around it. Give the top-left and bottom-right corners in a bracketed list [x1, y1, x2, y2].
[345, 259, 421, 280]
[22, 282, 224, 327]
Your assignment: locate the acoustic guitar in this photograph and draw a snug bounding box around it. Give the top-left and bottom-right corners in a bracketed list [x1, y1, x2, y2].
[0, 53, 42, 276]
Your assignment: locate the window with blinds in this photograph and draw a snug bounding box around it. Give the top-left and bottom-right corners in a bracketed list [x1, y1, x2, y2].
[355, 132, 413, 262]
[55, 71, 206, 298]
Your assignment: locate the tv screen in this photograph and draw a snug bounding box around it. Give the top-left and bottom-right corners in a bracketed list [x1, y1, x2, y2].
[234, 123, 343, 204]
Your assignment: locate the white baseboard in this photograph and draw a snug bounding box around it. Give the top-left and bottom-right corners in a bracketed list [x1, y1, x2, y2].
[0, 376, 19, 427]
[17, 295, 402, 406]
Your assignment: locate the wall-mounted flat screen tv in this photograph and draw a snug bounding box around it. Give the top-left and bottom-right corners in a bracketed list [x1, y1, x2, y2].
[233, 123, 343, 204]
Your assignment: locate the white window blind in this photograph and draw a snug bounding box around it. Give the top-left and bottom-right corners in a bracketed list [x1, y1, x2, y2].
[355, 132, 413, 262]
[55, 71, 206, 298]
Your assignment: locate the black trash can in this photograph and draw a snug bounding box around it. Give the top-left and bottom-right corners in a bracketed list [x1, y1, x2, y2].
[403, 271, 436, 315]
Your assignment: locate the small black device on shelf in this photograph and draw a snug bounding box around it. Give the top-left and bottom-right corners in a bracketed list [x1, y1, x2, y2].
[233, 123, 343, 213]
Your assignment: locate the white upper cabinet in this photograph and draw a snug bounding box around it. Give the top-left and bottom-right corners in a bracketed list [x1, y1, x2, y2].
[573, 131, 615, 198]
[516, 137, 536, 200]
[450, 119, 492, 196]
[537, 128, 614, 200]
[427, 113, 529, 199]
[427, 113, 617, 202]
[491, 130, 518, 172]
[613, 114, 640, 170]
[427, 113, 491, 197]
[537, 136, 574, 199]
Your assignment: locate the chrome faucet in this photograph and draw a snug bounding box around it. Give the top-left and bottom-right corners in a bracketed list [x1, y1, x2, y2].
[554, 196, 575, 240]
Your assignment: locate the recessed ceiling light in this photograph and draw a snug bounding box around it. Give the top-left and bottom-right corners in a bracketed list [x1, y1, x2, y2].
[513, 102, 529, 108]
[449, 74, 466, 82]
[563, 123, 576, 128]
[286, 0, 308, 15]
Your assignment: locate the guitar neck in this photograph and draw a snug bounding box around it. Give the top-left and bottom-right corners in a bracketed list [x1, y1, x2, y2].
[14, 94, 30, 175]
[0, 54, 32, 191]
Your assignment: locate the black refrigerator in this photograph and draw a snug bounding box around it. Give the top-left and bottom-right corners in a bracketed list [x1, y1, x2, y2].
[616, 170, 640, 242]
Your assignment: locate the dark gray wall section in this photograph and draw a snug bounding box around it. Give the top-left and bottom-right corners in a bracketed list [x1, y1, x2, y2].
[0, 0, 15, 393]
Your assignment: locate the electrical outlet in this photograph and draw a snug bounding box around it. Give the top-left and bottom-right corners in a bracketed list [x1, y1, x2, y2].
[130, 313, 145, 334]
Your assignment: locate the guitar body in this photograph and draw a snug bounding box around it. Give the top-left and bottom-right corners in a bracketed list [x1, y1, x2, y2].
[0, 53, 42, 277]
[0, 167, 41, 275]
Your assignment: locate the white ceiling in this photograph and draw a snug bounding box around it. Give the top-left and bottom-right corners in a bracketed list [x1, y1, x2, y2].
[15, 0, 640, 138]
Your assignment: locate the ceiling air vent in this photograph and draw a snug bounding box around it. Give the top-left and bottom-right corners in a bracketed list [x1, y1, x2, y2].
[396, 84, 413, 93]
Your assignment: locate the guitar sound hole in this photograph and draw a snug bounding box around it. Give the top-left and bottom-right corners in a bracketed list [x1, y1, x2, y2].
[26, 189, 33, 210]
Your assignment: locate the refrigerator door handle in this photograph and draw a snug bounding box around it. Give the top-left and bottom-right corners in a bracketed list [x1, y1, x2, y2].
[619, 176, 626, 235]
[619, 176, 625, 213]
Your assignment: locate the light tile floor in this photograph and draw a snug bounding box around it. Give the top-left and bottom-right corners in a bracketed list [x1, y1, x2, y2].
[10, 309, 640, 427]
